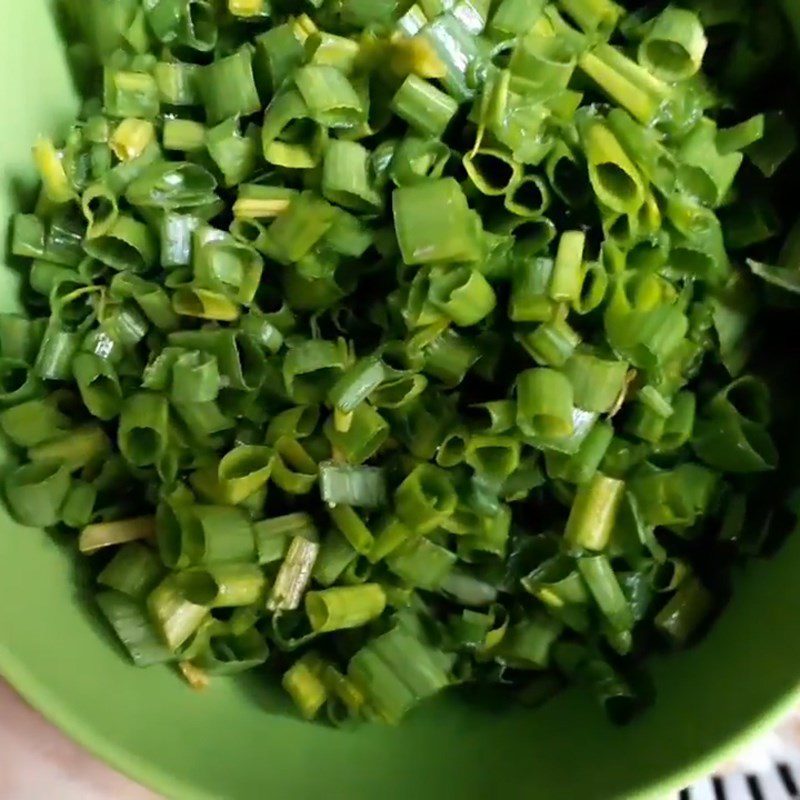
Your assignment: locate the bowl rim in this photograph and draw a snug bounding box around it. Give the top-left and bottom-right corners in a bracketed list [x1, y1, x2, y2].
[2, 636, 799, 800]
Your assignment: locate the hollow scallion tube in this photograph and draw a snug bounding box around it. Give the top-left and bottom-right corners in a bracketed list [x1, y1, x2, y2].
[390, 75, 458, 138]
[320, 463, 387, 509]
[148, 575, 209, 651]
[267, 535, 320, 611]
[4, 461, 71, 528]
[654, 577, 714, 647]
[198, 47, 261, 124]
[98, 542, 164, 600]
[638, 7, 707, 82]
[283, 652, 329, 720]
[578, 43, 669, 125]
[577, 555, 634, 633]
[254, 513, 317, 565]
[322, 140, 382, 213]
[79, 516, 156, 554]
[96, 591, 174, 667]
[294, 64, 363, 128]
[393, 178, 482, 265]
[176, 564, 265, 608]
[565, 474, 625, 552]
[305, 584, 386, 633]
[428, 266, 496, 327]
[516, 368, 574, 439]
[394, 464, 457, 534]
[118, 392, 169, 468]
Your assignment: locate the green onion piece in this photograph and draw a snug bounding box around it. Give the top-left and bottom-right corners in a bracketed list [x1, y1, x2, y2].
[547, 421, 614, 485]
[83, 214, 157, 273]
[517, 316, 581, 368]
[429, 266, 496, 327]
[254, 513, 317, 565]
[746, 112, 797, 178]
[0, 354, 45, 406]
[206, 117, 258, 187]
[654, 577, 714, 647]
[267, 535, 320, 611]
[233, 184, 296, 220]
[265, 192, 335, 265]
[322, 140, 382, 213]
[118, 392, 169, 467]
[192, 627, 269, 675]
[254, 24, 305, 93]
[176, 564, 265, 607]
[546, 142, 590, 207]
[565, 474, 625, 552]
[271, 437, 319, 495]
[0, 399, 71, 447]
[126, 161, 218, 209]
[11, 214, 46, 258]
[96, 591, 174, 666]
[215, 445, 275, 504]
[550, 231, 586, 304]
[148, 575, 210, 651]
[82, 182, 119, 239]
[32, 138, 74, 204]
[394, 464, 457, 534]
[578, 555, 633, 632]
[465, 435, 521, 485]
[348, 622, 453, 724]
[558, 0, 621, 34]
[265, 405, 320, 444]
[692, 413, 777, 474]
[393, 178, 482, 265]
[509, 256, 556, 323]
[295, 64, 363, 128]
[305, 584, 386, 633]
[490, 0, 546, 38]
[638, 7, 707, 82]
[72, 353, 123, 420]
[29, 425, 110, 472]
[420, 12, 487, 101]
[387, 537, 456, 589]
[313, 530, 358, 587]
[4, 460, 71, 528]
[198, 47, 261, 125]
[329, 357, 385, 414]
[463, 148, 522, 197]
[155, 61, 201, 106]
[80, 516, 156, 554]
[677, 119, 743, 208]
[368, 516, 412, 564]
[496, 614, 563, 668]
[390, 136, 450, 186]
[283, 652, 328, 720]
[261, 89, 325, 169]
[578, 44, 668, 125]
[329, 505, 374, 555]
[630, 464, 719, 529]
[582, 120, 645, 215]
[320, 463, 387, 508]
[98, 542, 164, 600]
[505, 175, 551, 218]
[390, 74, 458, 138]
[516, 368, 574, 439]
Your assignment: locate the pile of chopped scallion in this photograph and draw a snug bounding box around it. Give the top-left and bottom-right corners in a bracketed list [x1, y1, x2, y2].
[4, 0, 800, 725]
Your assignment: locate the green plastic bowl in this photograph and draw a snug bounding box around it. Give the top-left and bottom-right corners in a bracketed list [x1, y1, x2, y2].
[3, 5, 800, 800]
